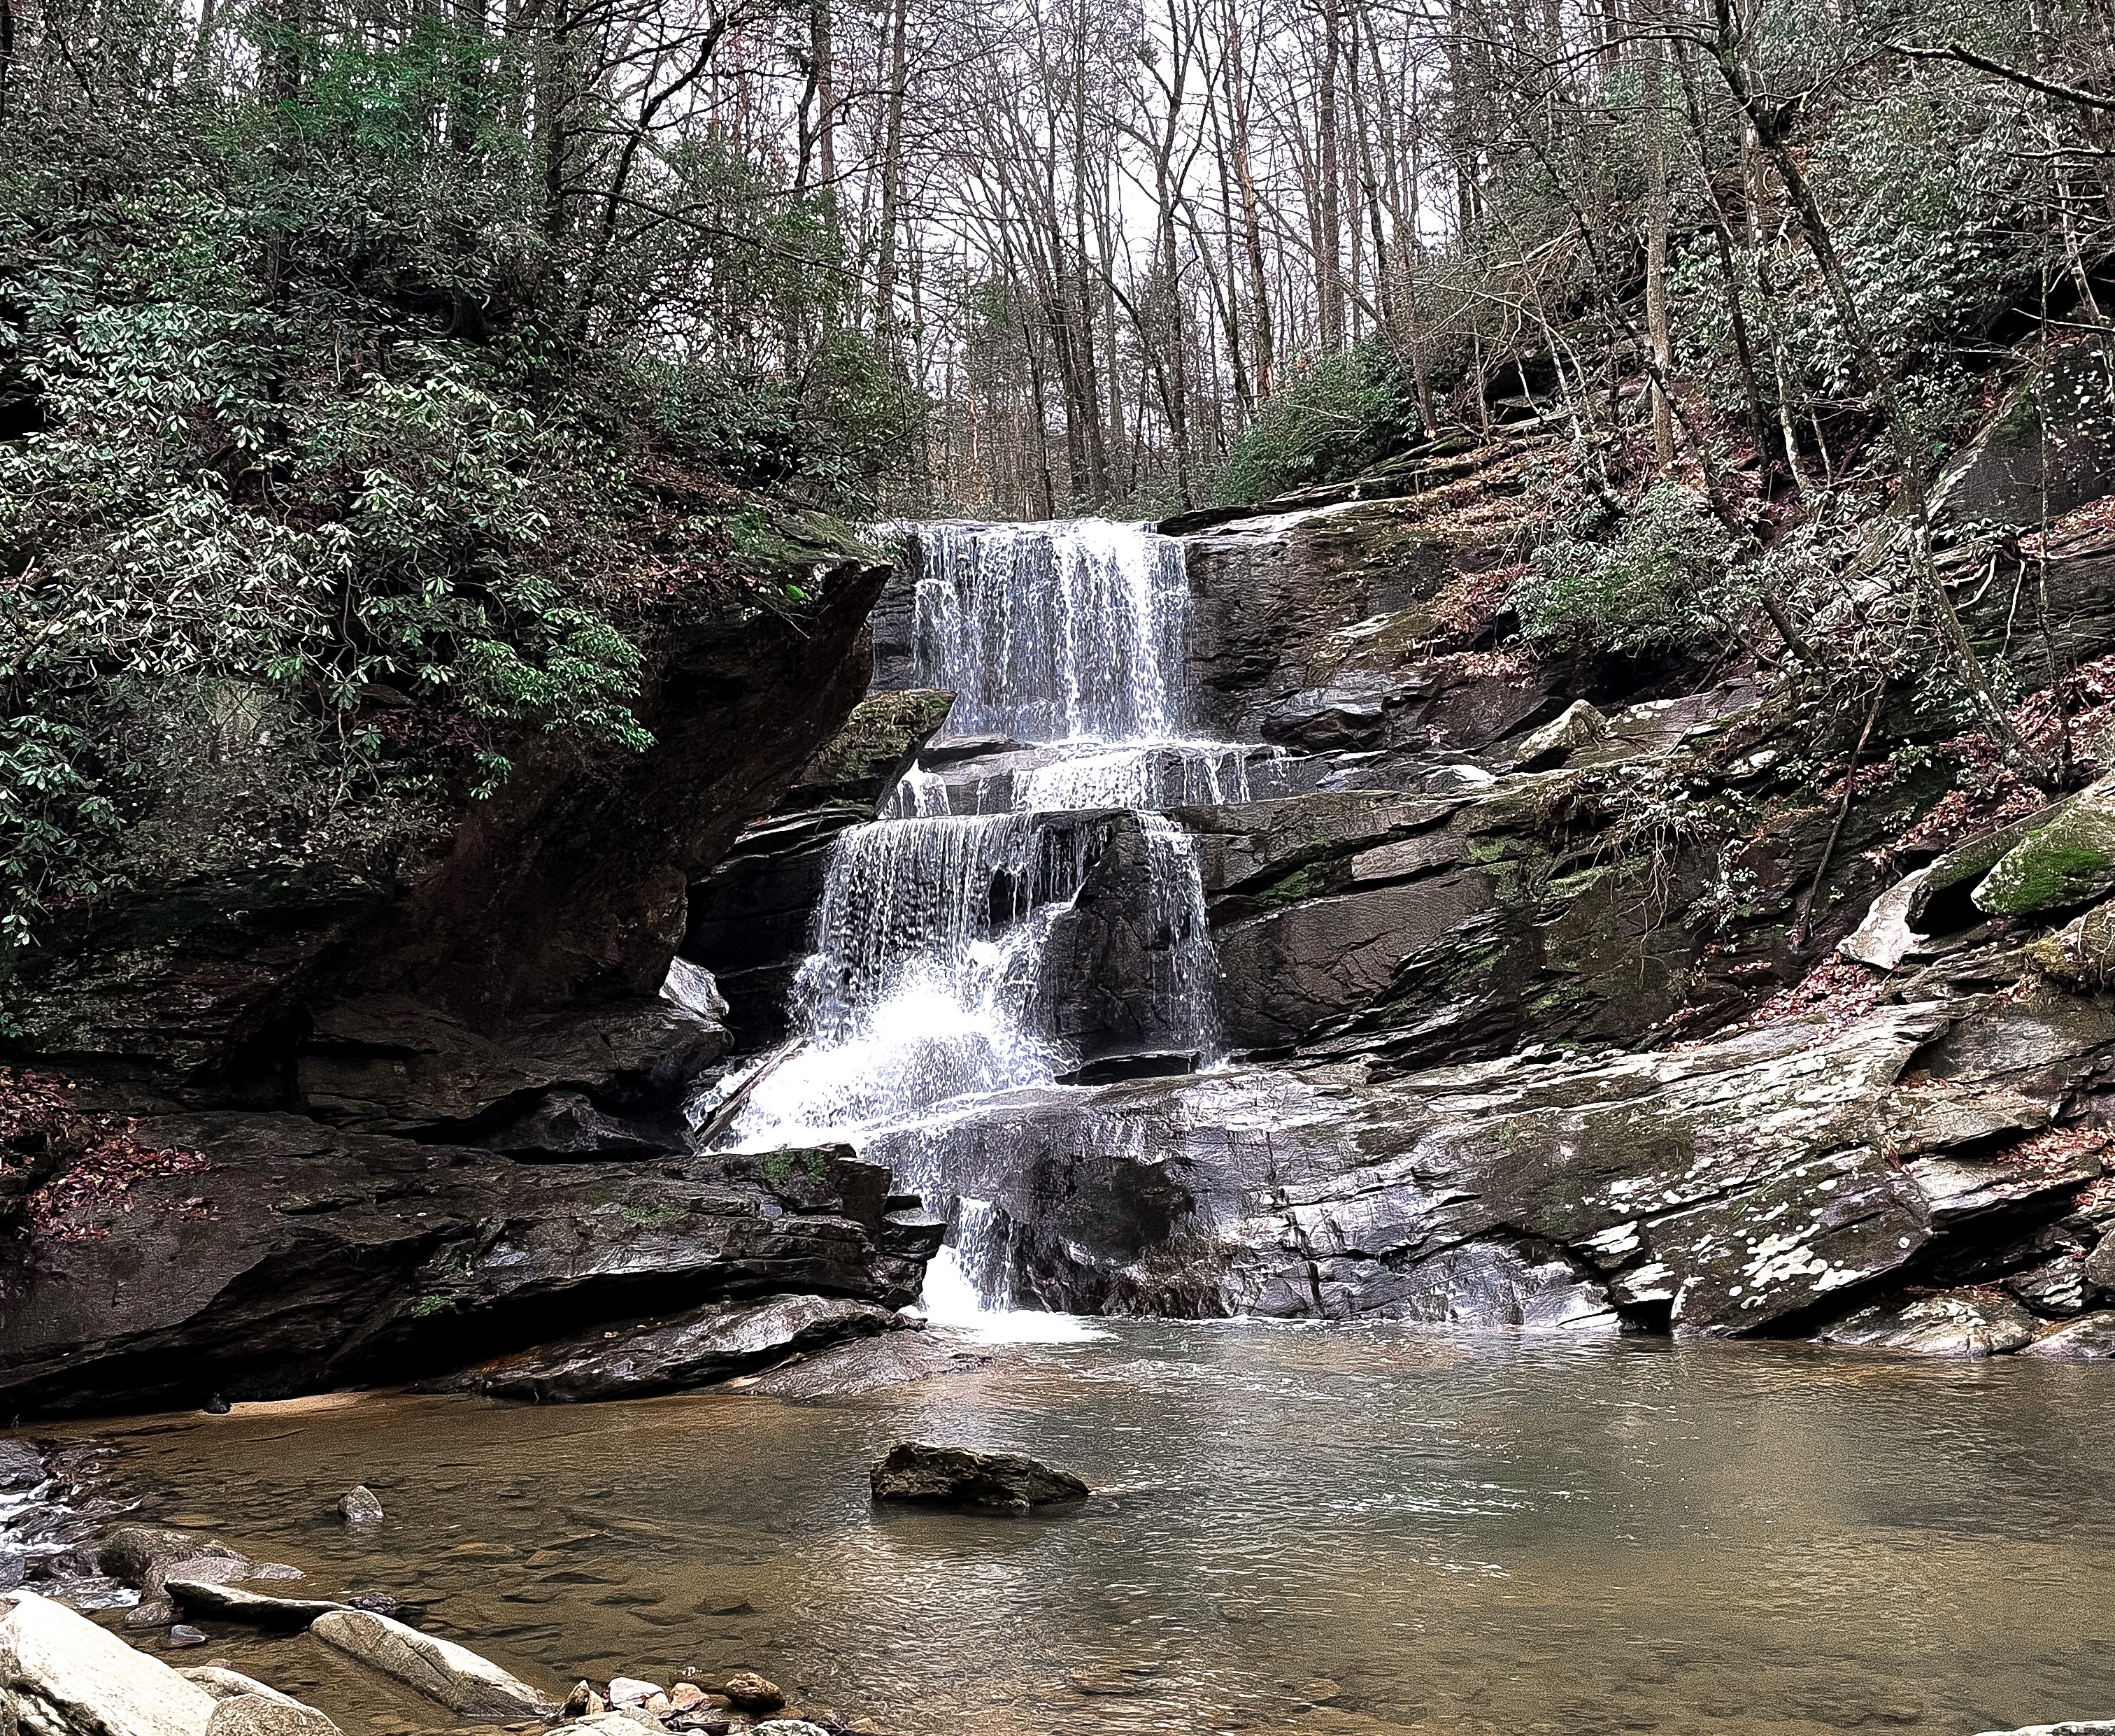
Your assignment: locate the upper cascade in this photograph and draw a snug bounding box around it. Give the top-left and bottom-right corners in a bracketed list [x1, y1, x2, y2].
[906, 519, 1192, 744]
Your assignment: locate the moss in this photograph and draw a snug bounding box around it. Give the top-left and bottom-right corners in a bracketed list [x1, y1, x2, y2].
[760, 1148, 830, 1186]
[1975, 800, 2115, 915]
[620, 1200, 683, 1228]
[1259, 867, 1323, 906]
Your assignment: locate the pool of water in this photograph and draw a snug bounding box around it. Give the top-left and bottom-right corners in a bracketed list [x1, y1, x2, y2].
[35, 1321, 2115, 1736]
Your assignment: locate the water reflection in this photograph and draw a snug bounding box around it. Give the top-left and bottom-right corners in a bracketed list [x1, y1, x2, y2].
[36, 1325, 2115, 1736]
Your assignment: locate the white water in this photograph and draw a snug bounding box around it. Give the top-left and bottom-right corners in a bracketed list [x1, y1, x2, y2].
[707, 520, 1252, 1330]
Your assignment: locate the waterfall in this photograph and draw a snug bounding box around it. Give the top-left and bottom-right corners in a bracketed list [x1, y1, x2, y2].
[708, 519, 1255, 1328]
[909, 519, 1190, 741]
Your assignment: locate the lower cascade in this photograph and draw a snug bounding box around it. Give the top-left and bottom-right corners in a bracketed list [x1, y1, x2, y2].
[708, 517, 1250, 1328]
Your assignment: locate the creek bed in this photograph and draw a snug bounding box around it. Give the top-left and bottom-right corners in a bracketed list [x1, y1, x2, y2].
[32, 1321, 2115, 1736]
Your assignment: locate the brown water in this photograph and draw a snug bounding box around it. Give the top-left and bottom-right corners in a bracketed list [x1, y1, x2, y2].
[36, 1322, 2115, 1736]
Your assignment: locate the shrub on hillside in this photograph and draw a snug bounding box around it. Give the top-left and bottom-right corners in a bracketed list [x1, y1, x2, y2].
[1206, 344, 1418, 504]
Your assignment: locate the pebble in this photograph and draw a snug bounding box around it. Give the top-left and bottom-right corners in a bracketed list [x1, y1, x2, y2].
[169, 1625, 208, 1647]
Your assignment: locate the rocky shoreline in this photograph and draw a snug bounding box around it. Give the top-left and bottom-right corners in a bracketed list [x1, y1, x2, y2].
[0, 1432, 1092, 1736]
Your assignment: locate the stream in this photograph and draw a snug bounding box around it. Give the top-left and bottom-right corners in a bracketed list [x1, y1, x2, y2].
[42, 1323, 2115, 1736]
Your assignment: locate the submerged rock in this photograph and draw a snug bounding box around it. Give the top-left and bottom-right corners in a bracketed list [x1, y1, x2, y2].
[167, 1627, 208, 1649]
[308, 1607, 555, 1719]
[0, 1588, 220, 1736]
[871, 1442, 1090, 1510]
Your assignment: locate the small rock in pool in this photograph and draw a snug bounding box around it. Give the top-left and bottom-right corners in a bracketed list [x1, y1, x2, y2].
[870, 1441, 1089, 1511]
[203, 1396, 231, 1416]
[606, 1679, 663, 1709]
[336, 1487, 383, 1525]
[345, 1591, 406, 1616]
[170, 1624, 208, 1646]
[722, 1672, 785, 1713]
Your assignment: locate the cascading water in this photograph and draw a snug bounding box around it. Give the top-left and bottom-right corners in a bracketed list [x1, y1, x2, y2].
[709, 519, 1258, 1332]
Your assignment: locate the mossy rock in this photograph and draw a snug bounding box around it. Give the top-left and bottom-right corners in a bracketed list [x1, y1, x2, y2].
[2028, 897, 2115, 988]
[1974, 790, 2115, 916]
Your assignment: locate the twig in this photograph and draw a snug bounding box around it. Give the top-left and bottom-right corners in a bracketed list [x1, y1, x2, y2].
[1791, 685, 1886, 950]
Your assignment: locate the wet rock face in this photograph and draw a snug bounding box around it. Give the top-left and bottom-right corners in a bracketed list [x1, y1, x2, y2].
[684, 688, 956, 1048]
[0, 1116, 929, 1416]
[867, 995, 2112, 1346]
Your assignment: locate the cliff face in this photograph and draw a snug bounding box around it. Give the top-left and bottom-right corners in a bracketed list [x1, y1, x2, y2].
[719, 390, 2115, 1364]
[0, 544, 950, 1417]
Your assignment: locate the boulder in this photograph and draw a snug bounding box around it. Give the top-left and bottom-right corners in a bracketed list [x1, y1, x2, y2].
[164, 1581, 344, 1626]
[436, 1294, 911, 1404]
[2084, 1235, 2115, 1296]
[1973, 1724, 2115, 1736]
[336, 1487, 382, 1525]
[870, 1442, 1090, 1510]
[2029, 897, 2115, 988]
[1935, 336, 2115, 529]
[1974, 781, 2115, 916]
[201, 1698, 338, 1736]
[782, 689, 957, 809]
[95, 1531, 282, 1599]
[0, 1588, 219, 1736]
[2019, 1311, 2115, 1360]
[720, 1672, 784, 1713]
[0, 1442, 46, 1492]
[177, 1670, 302, 1705]
[1814, 1290, 2037, 1358]
[1508, 699, 1609, 769]
[308, 1607, 554, 1719]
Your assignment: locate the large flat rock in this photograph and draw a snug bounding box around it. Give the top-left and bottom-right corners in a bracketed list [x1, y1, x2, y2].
[867, 997, 2109, 1344]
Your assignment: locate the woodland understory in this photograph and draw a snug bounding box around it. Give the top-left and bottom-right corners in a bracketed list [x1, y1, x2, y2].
[7, 0, 2115, 1088]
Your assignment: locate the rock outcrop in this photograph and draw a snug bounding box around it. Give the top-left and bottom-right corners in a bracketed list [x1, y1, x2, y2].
[0, 543, 949, 1416]
[0, 1118, 927, 1414]
[859, 978, 2115, 1348]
